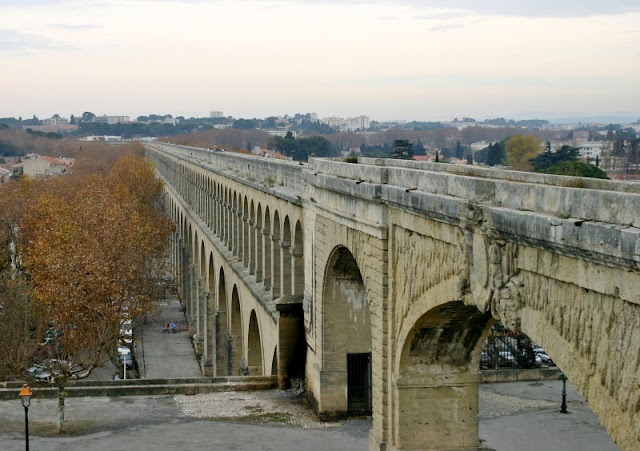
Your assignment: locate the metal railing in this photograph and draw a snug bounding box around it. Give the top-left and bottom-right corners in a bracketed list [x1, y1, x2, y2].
[480, 323, 555, 370]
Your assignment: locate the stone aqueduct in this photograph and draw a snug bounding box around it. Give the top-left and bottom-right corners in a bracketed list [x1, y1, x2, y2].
[146, 142, 640, 451]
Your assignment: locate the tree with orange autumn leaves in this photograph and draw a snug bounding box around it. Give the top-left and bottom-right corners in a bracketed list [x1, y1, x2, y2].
[0, 147, 174, 432]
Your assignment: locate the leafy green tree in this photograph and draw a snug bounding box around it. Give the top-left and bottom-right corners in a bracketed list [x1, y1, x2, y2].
[81, 112, 96, 123]
[270, 135, 337, 161]
[505, 135, 542, 171]
[233, 118, 258, 129]
[540, 161, 609, 179]
[0, 139, 20, 156]
[263, 117, 278, 128]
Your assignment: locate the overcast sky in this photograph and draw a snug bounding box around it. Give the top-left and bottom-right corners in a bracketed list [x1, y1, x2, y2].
[2, 0, 639, 121]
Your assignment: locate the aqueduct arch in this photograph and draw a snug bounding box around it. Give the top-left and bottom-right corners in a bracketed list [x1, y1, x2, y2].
[393, 301, 493, 450]
[217, 268, 228, 376]
[319, 246, 372, 416]
[230, 286, 243, 375]
[247, 310, 263, 375]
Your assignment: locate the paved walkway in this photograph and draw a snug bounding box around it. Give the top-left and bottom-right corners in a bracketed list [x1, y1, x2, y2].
[480, 380, 618, 450]
[135, 295, 202, 379]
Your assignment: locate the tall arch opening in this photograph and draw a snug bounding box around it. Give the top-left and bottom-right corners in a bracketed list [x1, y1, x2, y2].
[263, 208, 272, 291]
[272, 211, 281, 299]
[243, 197, 249, 266]
[393, 301, 492, 450]
[234, 192, 240, 256]
[293, 220, 304, 295]
[282, 216, 292, 296]
[255, 204, 263, 282]
[247, 310, 263, 375]
[230, 286, 243, 375]
[216, 268, 228, 376]
[320, 246, 371, 416]
[205, 254, 215, 376]
[271, 346, 278, 376]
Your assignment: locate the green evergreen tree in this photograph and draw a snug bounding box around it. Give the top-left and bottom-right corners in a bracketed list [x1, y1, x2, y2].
[455, 141, 464, 159]
[530, 145, 579, 172]
[391, 140, 413, 160]
[540, 161, 609, 179]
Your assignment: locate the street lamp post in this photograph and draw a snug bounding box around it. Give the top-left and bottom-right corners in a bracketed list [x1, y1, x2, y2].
[19, 383, 32, 451]
[560, 373, 568, 414]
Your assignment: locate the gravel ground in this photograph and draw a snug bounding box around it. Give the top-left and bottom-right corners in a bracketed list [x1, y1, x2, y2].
[175, 389, 331, 428]
[479, 390, 556, 420]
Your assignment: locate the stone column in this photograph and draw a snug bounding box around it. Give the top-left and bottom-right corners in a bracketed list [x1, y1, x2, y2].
[291, 245, 304, 296]
[391, 372, 480, 450]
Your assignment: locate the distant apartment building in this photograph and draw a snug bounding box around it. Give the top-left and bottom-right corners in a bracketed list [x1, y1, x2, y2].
[24, 114, 78, 133]
[572, 130, 590, 142]
[210, 111, 224, 118]
[266, 129, 297, 138]
[81, 135, 123, 142]
[320, 115, 370, 131]
[94, 115, 130, 125]
[41, 114, 68, 126]
[578, 141, 604, 160]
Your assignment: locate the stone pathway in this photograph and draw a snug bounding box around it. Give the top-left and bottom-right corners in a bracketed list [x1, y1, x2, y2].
[135, 296, 202, 379]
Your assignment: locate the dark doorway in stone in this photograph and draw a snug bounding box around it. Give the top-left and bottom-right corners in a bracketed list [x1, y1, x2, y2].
[347, 352, 372, 415]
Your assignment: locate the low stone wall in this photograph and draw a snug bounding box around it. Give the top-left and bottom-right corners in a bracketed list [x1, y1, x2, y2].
[480, 368, 562, 384]
[0, 376, 277, 400]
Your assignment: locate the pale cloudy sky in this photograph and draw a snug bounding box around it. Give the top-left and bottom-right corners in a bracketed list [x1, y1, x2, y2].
[1, 0, 639, 121]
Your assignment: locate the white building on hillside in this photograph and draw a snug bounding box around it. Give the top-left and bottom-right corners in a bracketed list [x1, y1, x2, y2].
[94, 115, 130, 124]
[320, 115, 370, 131]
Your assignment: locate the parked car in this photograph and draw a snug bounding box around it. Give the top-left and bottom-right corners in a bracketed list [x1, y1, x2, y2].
[120, 319, 133, 345]
[535, 351, 554, 367]
[496, 350, 516, 368]
[42, 328, 64, 345]
[26, 365, 52, 383]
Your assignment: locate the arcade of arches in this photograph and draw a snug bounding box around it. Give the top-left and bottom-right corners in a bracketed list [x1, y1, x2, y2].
[147, 143, 640, 451]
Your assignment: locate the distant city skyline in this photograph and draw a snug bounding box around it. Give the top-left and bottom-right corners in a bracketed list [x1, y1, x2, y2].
[2, 1, 639, 122]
